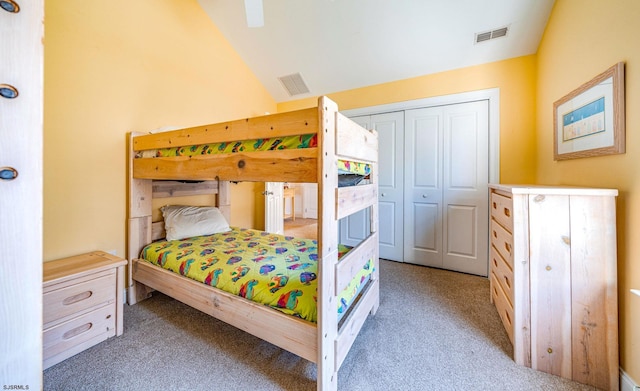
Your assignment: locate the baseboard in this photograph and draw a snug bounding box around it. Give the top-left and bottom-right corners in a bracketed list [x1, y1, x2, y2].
[621, 368, 639, 391]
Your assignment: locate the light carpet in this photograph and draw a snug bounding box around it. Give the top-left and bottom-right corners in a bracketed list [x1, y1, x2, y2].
[44, 260, 596, 391]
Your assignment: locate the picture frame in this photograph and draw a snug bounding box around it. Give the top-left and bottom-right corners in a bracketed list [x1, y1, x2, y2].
[553, 62, 625, 160]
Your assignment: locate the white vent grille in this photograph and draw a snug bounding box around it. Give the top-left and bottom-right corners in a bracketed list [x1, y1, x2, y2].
[278, 73, 310, 96]
[475, 26, 509, 44]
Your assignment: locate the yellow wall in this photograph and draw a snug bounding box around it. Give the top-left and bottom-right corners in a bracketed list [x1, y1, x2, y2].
[279, 55, 538, 184]
[44, 0, 275, 261]
[536, 0, 640, 381]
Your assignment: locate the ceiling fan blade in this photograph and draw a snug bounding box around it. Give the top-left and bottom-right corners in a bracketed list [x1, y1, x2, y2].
[244, 0, 264, 28]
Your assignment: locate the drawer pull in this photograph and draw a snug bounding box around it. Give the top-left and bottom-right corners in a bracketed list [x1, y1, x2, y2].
[0, 84, 18, 99]
[504, 242, 511, 254]
[504, 310, 511, 326]
[492, 230, 497, 238]
[0, 0, 20, 13]
[63, 290, 93, 305]
[492, 201, 497, 209]
[62, 323, 92, 340]
[503, 207, 511, 217]
[493, 257, 498, 268]
[503, 275, 511, 289]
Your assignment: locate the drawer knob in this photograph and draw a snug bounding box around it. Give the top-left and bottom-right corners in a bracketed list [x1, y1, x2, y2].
[0, 167, 18, 181]
[0, 84, 18, 99]
[547, 347, 553, 354]
[503, 207, 510, 217]
[546, 265, 552, 271]
[0, 0, 19, 13]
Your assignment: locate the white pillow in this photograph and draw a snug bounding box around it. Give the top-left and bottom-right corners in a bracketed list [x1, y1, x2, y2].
[161, 205, 230, 241]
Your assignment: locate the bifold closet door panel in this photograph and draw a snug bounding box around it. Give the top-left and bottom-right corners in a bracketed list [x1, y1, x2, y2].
[403, 107, 443, 267]
[343, 113, 403, 261]
[441, 101, 489, 276]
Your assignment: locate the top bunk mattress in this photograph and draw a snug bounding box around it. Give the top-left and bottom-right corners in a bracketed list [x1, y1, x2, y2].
[134, 133, 371, 177]
[139, 227, 374, 323]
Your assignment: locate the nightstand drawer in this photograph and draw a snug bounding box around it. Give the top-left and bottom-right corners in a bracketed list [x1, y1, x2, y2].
[43, 304, 116, 364]
[491, 191, 513, 232]
[491, 272, 514, 345]
[490, 219, 514, 268]
[44, 269, 116, 326]
[490, 245, 514, 305]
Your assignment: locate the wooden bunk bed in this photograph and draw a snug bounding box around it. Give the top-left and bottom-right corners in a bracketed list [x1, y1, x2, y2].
[127, 96, 379, 391]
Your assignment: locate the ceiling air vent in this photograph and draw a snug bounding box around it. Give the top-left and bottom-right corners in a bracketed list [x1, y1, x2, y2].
[278, 73, 310, 96]
[475, 26, 509, 44]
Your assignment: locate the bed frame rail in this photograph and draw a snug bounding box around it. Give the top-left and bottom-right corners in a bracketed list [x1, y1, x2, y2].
[336, 183, 377, 220]
[133, 148, 318, 183]
[335, 113, 377, 163]
[133, 259, 318, 362]
[133, 108, 318, 151]
[335, 232, 378, 295]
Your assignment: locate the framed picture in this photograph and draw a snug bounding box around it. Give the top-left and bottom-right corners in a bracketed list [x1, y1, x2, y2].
[553, 62, 625, 160]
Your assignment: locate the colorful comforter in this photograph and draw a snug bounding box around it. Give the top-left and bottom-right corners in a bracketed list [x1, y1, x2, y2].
[135, 134, 371, 176]
[140, 227, 374, 323]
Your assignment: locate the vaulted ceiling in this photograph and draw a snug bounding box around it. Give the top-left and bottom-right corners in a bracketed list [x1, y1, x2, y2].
[199, 0, 555, 102]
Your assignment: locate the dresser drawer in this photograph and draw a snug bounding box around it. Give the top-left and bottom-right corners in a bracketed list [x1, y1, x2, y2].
[490, 246, 514, 305]
[491, 272, 514, 345]
[490, 219, 514, 268]
[491, 191, 513, 232]
[44, 269, 116, 326]
[43, 303, 116, 363]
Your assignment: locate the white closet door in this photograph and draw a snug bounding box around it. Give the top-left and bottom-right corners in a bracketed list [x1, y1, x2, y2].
[404, 101, 489, 276]
[340, 112, 404, 261]
[442, 101, 489, 276]
[404, 107, 444, 266]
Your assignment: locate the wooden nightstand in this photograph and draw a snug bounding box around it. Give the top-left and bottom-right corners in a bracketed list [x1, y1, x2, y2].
[43, 251, 127, 369]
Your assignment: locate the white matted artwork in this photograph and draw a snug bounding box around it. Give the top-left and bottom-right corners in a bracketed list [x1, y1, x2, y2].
[553, 62, 625, 160]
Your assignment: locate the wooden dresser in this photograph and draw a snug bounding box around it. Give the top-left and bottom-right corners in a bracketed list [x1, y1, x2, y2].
[488, 184, 619, 391]
[43, 251, 127, 369]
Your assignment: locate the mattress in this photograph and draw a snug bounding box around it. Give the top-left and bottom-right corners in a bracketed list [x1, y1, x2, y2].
[140, 227, 374, 323]
[135, 133, 371, 177]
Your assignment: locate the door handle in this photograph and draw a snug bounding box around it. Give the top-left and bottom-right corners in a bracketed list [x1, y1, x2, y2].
[381, 193, 386, 197]
[262, 191, 274, 196]
[0, 0, 20, 13]
[422, 194, 428, 198]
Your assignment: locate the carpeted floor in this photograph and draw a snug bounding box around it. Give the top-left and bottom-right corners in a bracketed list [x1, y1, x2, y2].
[44, 260, 596, 391]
